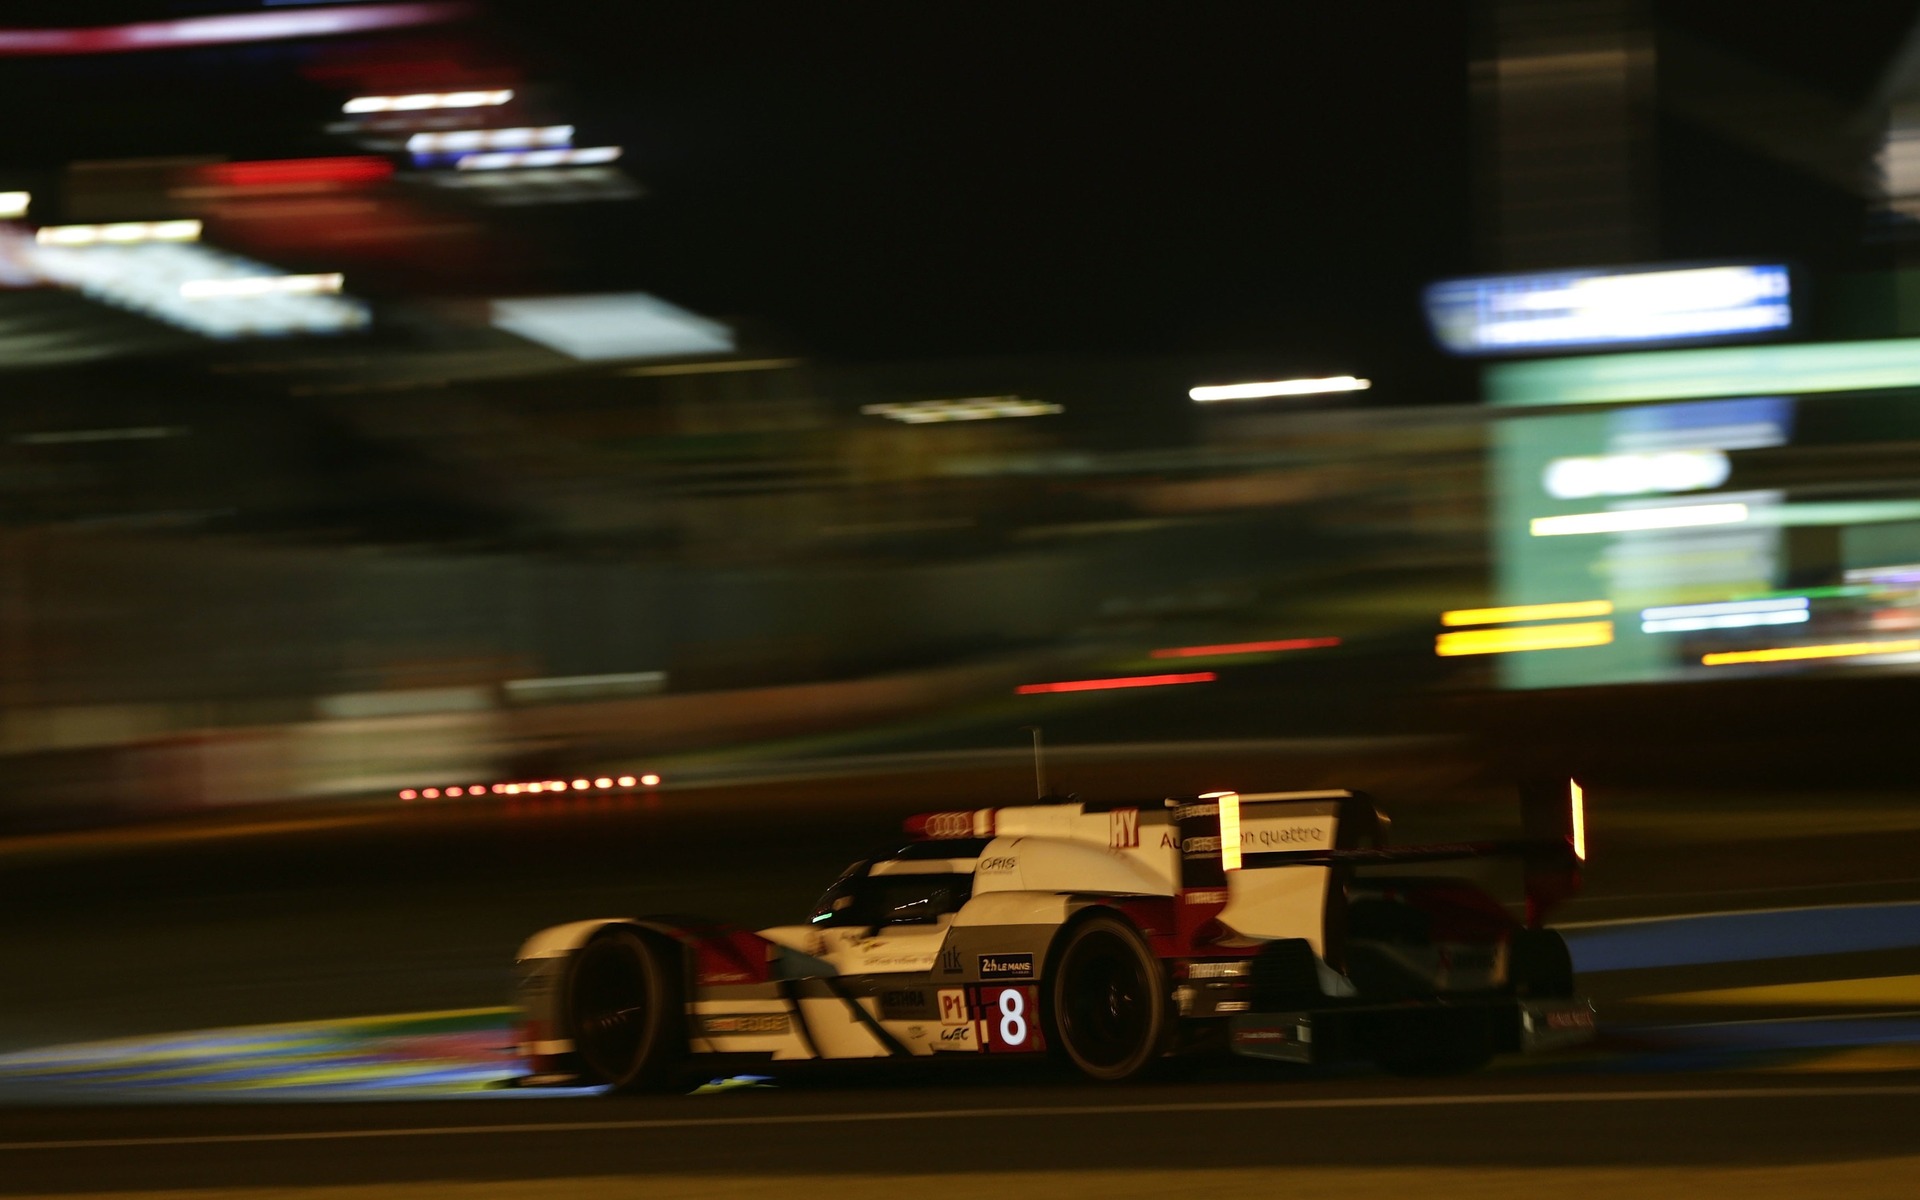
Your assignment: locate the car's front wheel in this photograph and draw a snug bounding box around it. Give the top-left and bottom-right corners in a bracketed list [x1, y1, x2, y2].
[1048, 914, 1171, 1082]
[565, 927, 685, 1092]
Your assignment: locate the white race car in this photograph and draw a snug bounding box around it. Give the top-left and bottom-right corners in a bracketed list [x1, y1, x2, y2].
[513, 785, 1594, 1089]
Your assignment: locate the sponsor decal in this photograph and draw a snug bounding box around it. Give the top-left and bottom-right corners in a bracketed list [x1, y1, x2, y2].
[1159, 831, 1177, 848]
[921, 811, 976, 839]
[978, 856, 1019, 873]
[697, 970, 757, 985]
[938, 1023, 975, 1046]
[1546, 1007, 1595, 1030]
[1177, 802, 1219, 819]
[1109, 807, 1140, 849]
[1182, 835, 1222, 855]
[978, 952, 1035, 979]
[939, 945, 963, 974]
[862, 952, 934, 968]
[938, 988, 969, 1025]
[882, 989, 927, 1009]
[698, 1013, 790, 1036]
[973, 984, 1044, 1053]
[1239, 823, 1331, 849]
[1182, 889, 1229, 905]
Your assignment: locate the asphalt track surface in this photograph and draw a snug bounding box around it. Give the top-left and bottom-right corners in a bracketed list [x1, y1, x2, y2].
[5, 1073, 1920, 1194]
[4, 745, 1920, 1194]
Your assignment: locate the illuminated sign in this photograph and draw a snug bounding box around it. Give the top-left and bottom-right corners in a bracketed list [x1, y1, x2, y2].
[491, 292, 733, 361]
[1542, 450, 1730, 500]
[1488, 340, 1920, 408]
[1425, 264, 1790, 356]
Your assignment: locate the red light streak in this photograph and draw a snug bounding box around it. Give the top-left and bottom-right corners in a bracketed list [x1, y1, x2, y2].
[203, 157, 394, 188]
[1150, 637, 1340, 658]
[1016, 672, 1218, 695]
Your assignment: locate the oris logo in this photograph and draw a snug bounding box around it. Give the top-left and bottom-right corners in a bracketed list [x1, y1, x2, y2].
[921, 812, 976, 839]
[978, 856, 1019, 873]
[1182, 836, 1222, 854]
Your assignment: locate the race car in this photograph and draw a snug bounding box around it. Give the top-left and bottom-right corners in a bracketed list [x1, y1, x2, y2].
[512, 782, 1595, 1089]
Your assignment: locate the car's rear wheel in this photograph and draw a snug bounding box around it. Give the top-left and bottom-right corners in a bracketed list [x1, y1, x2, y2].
[1048, 915, 1170, 1082]
[565, 928, 685, 1092]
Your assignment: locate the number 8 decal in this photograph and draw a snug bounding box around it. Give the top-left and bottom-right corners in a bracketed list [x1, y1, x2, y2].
[998, 988, 1027, 1046]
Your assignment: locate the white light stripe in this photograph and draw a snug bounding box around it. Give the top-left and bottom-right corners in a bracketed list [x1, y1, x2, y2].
[35, 220, 201, 246]
[0, 191, 27, 218]
[345, 89, 513, 114]
[1189, 376, 1371, 402]
[1640, 597, 1808, 621]
[5, 1086, 1919, 1151]
[1641, 610, 1809, 634]
[456, 146, 621, 171]
[1530, 503, 1749, 537]
[408, 125, 572, 153]
[179, 273, 344, 300]
[861, 397, 1062, 424]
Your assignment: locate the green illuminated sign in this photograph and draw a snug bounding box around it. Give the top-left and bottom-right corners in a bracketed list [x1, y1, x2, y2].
[1489, 338, 1920, 407]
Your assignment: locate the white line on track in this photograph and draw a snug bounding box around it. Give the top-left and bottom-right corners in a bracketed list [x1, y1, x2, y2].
[6, 1085, 1920, 1152]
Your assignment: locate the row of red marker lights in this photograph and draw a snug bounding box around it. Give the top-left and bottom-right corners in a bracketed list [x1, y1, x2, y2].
[400, 774, 661, 801]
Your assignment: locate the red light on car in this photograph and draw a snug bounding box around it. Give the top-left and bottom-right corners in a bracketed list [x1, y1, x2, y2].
[422, 787, 440, 799]
[640, 773, 661, 786]
[398, 789, 417, 800]
[617, 775, 636, 787]
[1150, 637, 1340, 658]
[446, 786, 464, 797]
[1015, 672, 1217, 695]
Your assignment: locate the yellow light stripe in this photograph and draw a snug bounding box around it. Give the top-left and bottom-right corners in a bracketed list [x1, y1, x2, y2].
[1642, 974, 1920, 1006]
[1701, 639, 1920, 666]
[1441, 600, 1613, 627]
[1435, 621, 1614, 657]
[1570, 779, 1585, 861]
[1211, 791, 1242, 872]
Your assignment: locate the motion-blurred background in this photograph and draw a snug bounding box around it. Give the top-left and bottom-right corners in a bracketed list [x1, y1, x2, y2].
[2, 3, 1920, 826]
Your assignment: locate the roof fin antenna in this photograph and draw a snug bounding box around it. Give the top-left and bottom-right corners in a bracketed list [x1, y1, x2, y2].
[1021, 725, 1047, 801]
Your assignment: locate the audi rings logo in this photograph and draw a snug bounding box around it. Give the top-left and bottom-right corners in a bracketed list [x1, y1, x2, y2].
[923, 811, 975, 839]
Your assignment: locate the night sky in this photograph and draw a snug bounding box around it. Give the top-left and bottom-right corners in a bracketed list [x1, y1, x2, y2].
[3, 2, 1920, 382]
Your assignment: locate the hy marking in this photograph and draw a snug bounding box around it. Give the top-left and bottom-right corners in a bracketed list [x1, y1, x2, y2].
[7, 1085, 1920, 1151]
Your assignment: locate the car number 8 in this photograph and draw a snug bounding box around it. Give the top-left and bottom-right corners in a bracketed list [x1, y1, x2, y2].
[998, 989, 1027, 1045]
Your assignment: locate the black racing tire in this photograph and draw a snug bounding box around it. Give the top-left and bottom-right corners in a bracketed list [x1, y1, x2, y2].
[564, 928, 686, 1093]
[1509, 929, 1576, 998]
[1374, 1007, 1495, 1077]
[1047, 914, 1172, 1083]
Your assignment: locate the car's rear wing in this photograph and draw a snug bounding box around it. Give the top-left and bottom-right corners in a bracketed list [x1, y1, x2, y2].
[1217, 779, 1586, 927]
